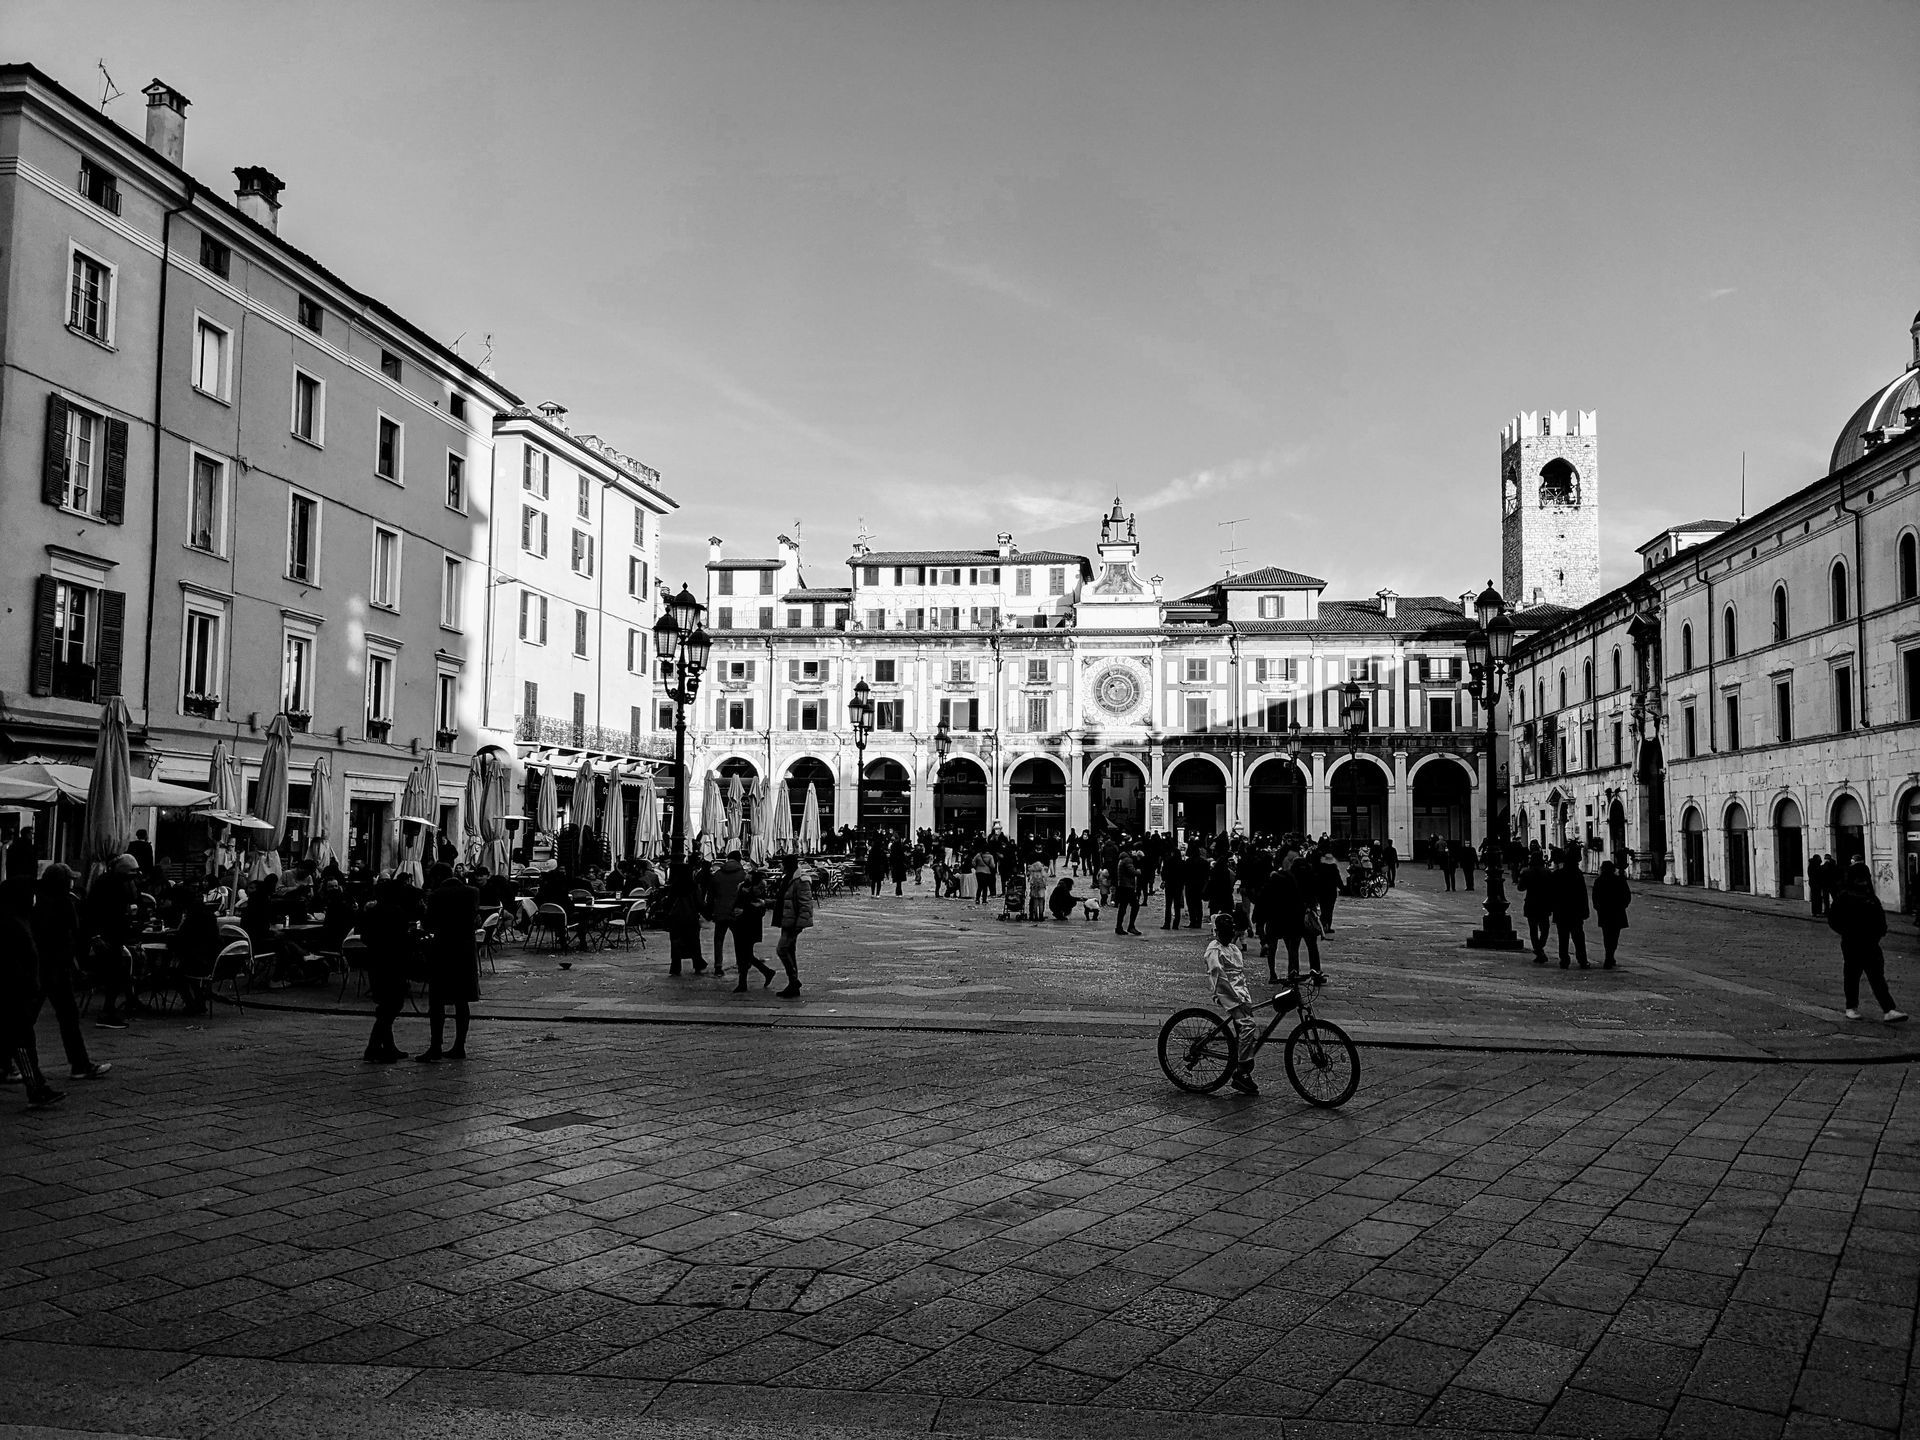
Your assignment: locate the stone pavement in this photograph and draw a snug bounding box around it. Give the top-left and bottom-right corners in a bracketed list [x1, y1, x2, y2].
[3, 1008, 1919, 1438]
[255, 866, 1920, 1062]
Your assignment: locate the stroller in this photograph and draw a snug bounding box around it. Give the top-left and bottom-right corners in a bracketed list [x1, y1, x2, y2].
[999, 869, 1028, 921]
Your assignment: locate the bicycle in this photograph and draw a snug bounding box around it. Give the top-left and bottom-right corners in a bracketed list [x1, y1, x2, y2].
[1157, 977, 1360, 1107]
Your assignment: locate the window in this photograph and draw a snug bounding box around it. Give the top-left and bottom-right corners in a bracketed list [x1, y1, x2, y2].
[574, 608, 589, 657]
[950, 659, 972, 684]
[940, 568, 961, 585]
[445, 453, 465, 511]
[1907, 649, 1920, 722]
[523, 445, 549, 497]
[53, 400, 112, 516]
[1722, 605, 1737, 660]
[1683, 705, 1698, 758]
[1026, 695, 1049, 731]
[187, 453, 224, 552]
[727, 660, 758, 682]
[634, 507, 646, 547]
[286, 492, 319, 582]
[524, 682, 540, 726]
[1903, 534, 1920, 603]
[370, 527, 400, 610]
[717, 607, 734, 630]
[627, 628, 645, 672]
[788, 608, 804, 628]
[366, 650, 395, 732]
[1049, 567, 1066, 596]
[68, 248, 114, 341]
[521, 505, 548, 557]
[1015, 568, 1032, 596]
[1429, 696, 1454, 733]
[863, 608, 885, 631]
[874, 660, 897, 683]
[1611, 647, 1622, 690]
[1611, 720, 1623, 765]
[789, 659, 826, 683]
[759, 607, 773, 629]
[1773, 585, 1789, 642]
[440, 556, 463, 629]
[1583, 658, 1593, 698]
[1258, 595, 1283, 619]
[718, 699, 757, 732]
[282, 632, 314, 714]
[1835, 665, 1854, 732]
[1725, 693, 1740, 751]
[292, 371, 323, 443]
[198, 233, 230, 278]
[657, 701, 673, 731]
[1832, 560, 1850, 623]
[449, 393, 467, 423]
[571, 529, 594, 577]
[436, 672, 458, 740]
[1185, 695, 1209, 732]
[938, 697, 981, 731]
[518, 590, 548, 643]
[297, 296, 322, 333]
[1027, 659, 1050, 684]
[380, 350, 402, 381]
[1558, 671, 1567, 708]
[752, 569, 770, 595]
[192, 317, 229, 398]
[1583, 725, 1596, 769]
[376, 416, 402, 481]
[577, 475, 591, 520]
[1185, 658, 1209, 683]
[629, 556, 649, 599]
[1264, 698, 1299, 731]
[37, 579, 103, 700]
[181, 607, 222, 713]
[1776, 680, 1793, 742]
[861, 565, 880, 586]
[1681, 623, 1693, 671]
[78, 159, 121, 214]
[717, 571, 735, 597]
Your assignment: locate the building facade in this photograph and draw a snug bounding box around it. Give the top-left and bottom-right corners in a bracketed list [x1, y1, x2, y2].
[687, 501, 1500, 854]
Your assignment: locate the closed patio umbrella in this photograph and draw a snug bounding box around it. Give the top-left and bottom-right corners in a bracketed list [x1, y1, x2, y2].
[699, 772, 723, 856]
[724, 773, 746, 851]
[461, 755, 483, 865]
[747, 777, 769, 863]
[604, 772, 628, 866]
[308, 753, 335, 872]
[397, 760, 434, 884]
[633, 772, 660, 858]
[572, 758, 598, 867]
[765, 779, 794, 855]
[83, 697, 133, 881]
[208, 740, 241, 814]
[535, 764, 559, 836]
[800, 782, 822, 855]
[477, 751, 512, 875]
[248, 713, 292, 880]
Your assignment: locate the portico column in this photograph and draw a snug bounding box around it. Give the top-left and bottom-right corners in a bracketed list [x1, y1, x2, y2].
[910, 738, 930, 832]
[1148, 740, 1165, 833]
[1064, 734, 1087, 833]
[1473, 748, 1487, 844]
[1308, 750, 1329, 836]
[1390, 750, 1411, 854]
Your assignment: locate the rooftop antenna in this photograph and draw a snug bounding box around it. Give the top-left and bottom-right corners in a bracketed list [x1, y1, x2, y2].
[479, 333, 495, 378]
[1217, 516, 1251, 576]
[853, 516, 875, 551]
[1740, 452, 1747, 520]
[96, 60, 123, 113]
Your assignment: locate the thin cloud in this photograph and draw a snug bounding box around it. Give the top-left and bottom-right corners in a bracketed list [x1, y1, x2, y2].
[1705, 287, 1737, 301]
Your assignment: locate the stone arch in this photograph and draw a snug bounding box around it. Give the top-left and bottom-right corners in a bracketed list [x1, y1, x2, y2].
[1087, 753, 1149, 835]
[1406, 751, 1478, 788]
[1245, 754, 1308, 837]
[1162, 750, 1232, 785]
[1245, 753, 1309, 785]
[1322, 751, 1395, 788]
[1539, 457, 1580, 506]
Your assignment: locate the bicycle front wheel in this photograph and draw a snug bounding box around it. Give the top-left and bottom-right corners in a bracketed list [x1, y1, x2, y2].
[1283, 1018, 1359, 1108]
[1158, 1008, 1237, 1094]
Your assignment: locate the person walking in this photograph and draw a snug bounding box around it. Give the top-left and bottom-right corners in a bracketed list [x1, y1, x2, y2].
[418, 863, 479, 1062]
[773, 852, 814, 998]
[1460, 839, 1477, 892]
[1, 877, 62, 1107]
[29, 865, 108, 1081]
[1519, 850, 1554, 963]
[1183, 844, 1207, 929]
[889, 840, 909, 897]
[729, 865, 776, 991]
[708, 850, 747, 978]
[664, 861, 703, 975]
[1111, 848, 1142, 935]
[1314, 847, 1341, 935]
[1439, 843, 1458, 892]
[866, 840, 886, 897]
[1254, 860, 1320, 986]
[1381, 840, 1398, 888]
[360, 874, 420, 1063]
[1592, 860, 1631, 969]
[1551, 849, 1591, 969]
[1828, 861, 1907, 1023]
[1161, 848, 1186, 929]
[972, 846, 995, 905]
[1808, 855, 1828, 916]
[84, 855, 143, 1029]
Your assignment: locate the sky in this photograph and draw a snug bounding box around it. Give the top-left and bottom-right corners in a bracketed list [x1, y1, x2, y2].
[9, 0, 1918, 600]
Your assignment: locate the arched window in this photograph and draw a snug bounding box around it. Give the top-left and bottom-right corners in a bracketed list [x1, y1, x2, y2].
[1611, 646, 1622, 691]
[1537, 681, 1544, 717]
[1722, 604, 1738, 659]
[1558, 670, 1567, 708]
[1772, 584, 1789, 642]
[1831, 559, 1850, 623]
[1538, 458, 1579, 506]
[1681, 622, 1694, 671]
[1518, 689, 1526, 722]
[1582, 658, 1593, 698]
[1901, 532, 1918, 602]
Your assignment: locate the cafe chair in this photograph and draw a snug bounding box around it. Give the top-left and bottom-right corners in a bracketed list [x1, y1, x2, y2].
[603, 900, 648, 952]
[529, 903, 571, 952]
[212, 939, 252, 1010]
[477, 912, 505, 972]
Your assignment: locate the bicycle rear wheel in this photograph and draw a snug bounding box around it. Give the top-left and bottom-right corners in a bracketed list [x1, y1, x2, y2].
[1158, 1008, 1237, 1094]
[1283, 1018, 1359, 1108]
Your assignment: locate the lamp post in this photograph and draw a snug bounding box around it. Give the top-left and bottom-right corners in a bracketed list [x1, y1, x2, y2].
[651, 584, 711, 864]
[1466, 582, 1523, 950]
[986, 614, 1004, 833]
[933, 718, 951, 837]
[1284, 719, 1304, 834]
[850, 677, 874, 836]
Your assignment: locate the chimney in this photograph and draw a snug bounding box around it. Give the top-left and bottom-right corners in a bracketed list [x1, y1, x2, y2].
[233, 166, 284, 233]
[1376, 589, 1398, 619]
[777, 532, 800, 576]
[707, 536, 724, 565]
[536, 400, 569, 429]
[142, 80, 189, 164]
[996, 532, 1014, 559]
[1460, 591, 1476, 619]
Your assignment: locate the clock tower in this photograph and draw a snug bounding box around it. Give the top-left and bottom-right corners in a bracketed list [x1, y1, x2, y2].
[1075, 497, 1163, 630]
[1501, 409, 1600, 610]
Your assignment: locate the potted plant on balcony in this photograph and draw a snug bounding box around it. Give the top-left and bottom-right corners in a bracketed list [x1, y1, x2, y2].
[365, 717, 391, 742]
[435, 726, 459, 750]
[182, 691, 220, 719]
[286, 709, 313, 733]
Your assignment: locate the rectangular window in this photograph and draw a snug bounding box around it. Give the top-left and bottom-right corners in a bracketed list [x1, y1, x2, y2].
[1014, 568, 1032, 596]
[375, 416, 402, 481]
[292, 372, 323, 443]
[190, 231, 225, 279]
[282, 632, 313, 714]
[370, 527, 400, 610]
[1835, 666, 1854, 733]
[441, 556, 464, 629]
[192, 318, 229, 398]
[449, 393, 467, 423]
[634, 507, 646, 546]
[523, 444, 549, 497]
[862, 565, 880, 586]
[1429, 696, 1454, 733]
[574, 608, 589, 657]
[1264, 698, 1298, 731]
[758, 606, 773, 629]
[1725, 694, 1740, 751]
[1027, 695, 1049, 731]
[757, 569, 774, 596]
[1683, 705, 1698, 758]
[380, 350, 402, 381]
[518, 590, 548, 644]
[366, 651, 395, 734]
[950, 659, 972, 684]
[1258, 595, 1282, 619]
[1775, 680, 1792, 743]
[188, 453, 223, 552]
[78, 158, 120, 212]
[571, 475, 588, 521]
[788, 607, 803, 628]
[521, 505, 548, 556]
[657, 701, 674, 731]
[629, 556, 648, 598]
[445, 452, 465, 511]
[61, 404, 101, 514]
[874, 699, 904, 731]
[717, 607, 734, 630]
[1185, 658, 1209, 683]
[1027, 659, 1050, 684]
[1583, 725, 1597, 769]
[1612, 720, 1623, 766]
[1907, 650, 1920, 723]
[287, 492, 319, 582]
[1049, 567, 1066, 596]
[863, 609, 885, 631]
[874, 659, 897, 683]
[297, 295, 322, 333]
[571, 528, 594, 577]
[181, 608, 222, 712]
[627, 628, 644, 672]
[1185, 695, 1208, 732]
[718, 570, 735, 596]
[45, 581, 96, 701]
[436, 672, 458, 738]
[68, 248, 114, 341]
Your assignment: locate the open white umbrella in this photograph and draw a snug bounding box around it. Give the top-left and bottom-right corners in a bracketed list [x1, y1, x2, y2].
[397, 760, 434, 884]
[604, 773, 628, 867]
[83, 697, 133, 882]
[800, 782, 823, 855]
[248, 713, 292, 880]
[308, 753, 335, 872]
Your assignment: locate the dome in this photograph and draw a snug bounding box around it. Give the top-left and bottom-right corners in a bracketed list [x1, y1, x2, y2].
[1830, 367, 1920, 474]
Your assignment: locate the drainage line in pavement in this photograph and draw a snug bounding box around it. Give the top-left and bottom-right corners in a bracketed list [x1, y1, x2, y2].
[234, 996, 1920, 1066]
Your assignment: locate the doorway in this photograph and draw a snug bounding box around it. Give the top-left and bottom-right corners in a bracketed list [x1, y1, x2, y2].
[1832, 793, 1866, 868]
[1775, 797, 1804, 900]
[861, 758, 911, 835]
[1009, 758, 1066, 848]
[1330, 760, 1388, 844]
[348, 797, 393, 876]
[1410, 760, 1471, 855]
[1088, 757, 1146, 836]
[1724, 802, 1751, 893]
[933, 757, 987, 835]
[1248, 758, 1307, 838]
[1681, 806, 1704, 886]
[1167, 758, 1227, 844]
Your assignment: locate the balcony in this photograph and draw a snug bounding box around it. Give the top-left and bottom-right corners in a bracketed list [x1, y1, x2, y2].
[365, 717, 391, 742]
[182, 693, 220, 719]
[435, 727, 459, 753]
[513, 714, 673, 759]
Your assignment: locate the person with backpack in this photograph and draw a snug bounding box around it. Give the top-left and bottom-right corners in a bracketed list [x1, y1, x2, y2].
[1828, 861, 1907, 1023]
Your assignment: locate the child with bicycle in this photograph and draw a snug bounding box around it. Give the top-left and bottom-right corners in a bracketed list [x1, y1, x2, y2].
[1204, 911, 1260, 1096]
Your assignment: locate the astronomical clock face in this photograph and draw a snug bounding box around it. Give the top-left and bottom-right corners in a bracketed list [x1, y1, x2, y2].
[1084, 660, 1149, 727]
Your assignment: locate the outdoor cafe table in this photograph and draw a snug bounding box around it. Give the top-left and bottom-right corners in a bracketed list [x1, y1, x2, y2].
[577, 901, 627, 949]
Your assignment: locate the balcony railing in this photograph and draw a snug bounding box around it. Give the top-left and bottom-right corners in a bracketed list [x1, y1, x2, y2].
[513, 714, 673, 759]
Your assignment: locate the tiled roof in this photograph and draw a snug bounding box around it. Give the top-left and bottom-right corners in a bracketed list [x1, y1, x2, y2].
[781, 588, 852, 602]
[1219, 566, 1328, 590]
[849, 550, 1090, 568]
[1667, 519, 1735, 533]
[707, 558, 781, 570]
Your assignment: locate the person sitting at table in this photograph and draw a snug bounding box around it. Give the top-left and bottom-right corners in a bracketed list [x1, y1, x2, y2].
[172, 889, 221, 1017]
[534, 866, 577, 947]
[318, 881, 357, 952]
[85, 855, 143, 1028]
[478, 868, 517, 912]
[241, 875, 283, 952]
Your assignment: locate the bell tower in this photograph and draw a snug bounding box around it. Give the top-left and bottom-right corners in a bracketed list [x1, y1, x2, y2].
[1075, 497, 1162, 630]
[1500, 409, 1600, 610]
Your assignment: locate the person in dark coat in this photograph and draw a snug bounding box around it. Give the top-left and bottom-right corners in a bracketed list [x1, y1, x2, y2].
[1314, 848, 1341, 934]
[1808, 855, 1828, 916]
[707, 852, 747, 977]
[1828, 861, 1906, 1023]
[1161, 849, 1186, 929]
[1518, 852, 1554, 963]
[1439, 842, 1458, 891]
[359, 875, 421, 1062]
[888, 840, 908, 896]
[84, 855, 143, 1028]
[128, 829, 155, 878]
[1, 876, 62, 1107]
[171, 888, 221, 1017]
[1459, 840, 1477, 891]
[729, 867, 776, 991]
[866, 840, 887, 896]
[664, 861, 703, 974]
[1183, 845, 1207, 929]
[1202, 857, 1236, 921]
[1254, 864, 1319, 985]
[1592, 861, 1631, 969]
[5, 827, 38, 886]
[30, 865, 106, 1078]
[419, 864, 479, 1062]
[1551, 850, 1590, 969]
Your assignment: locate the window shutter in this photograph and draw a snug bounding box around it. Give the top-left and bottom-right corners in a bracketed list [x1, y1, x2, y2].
[820, 659, 831, 682]
[43, 395, 70, 505]
[820, 700, 831, 730]
[30, 576, 57, 695]
[95, 588, 126, 697]
[715, 698, 726, 730]
[967, 698, 980, 730]
[787, 659, 799, 682]
[787, 697, 798, 731]
[744, 699, 755, 731]
[101, 417, 129, 523]
[744, 660, 756, 680]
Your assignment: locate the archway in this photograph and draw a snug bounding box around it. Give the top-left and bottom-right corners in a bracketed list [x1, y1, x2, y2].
[1167, 757, 1227, 843]
[785, 757, 835, 839]
[1088, 757, 1147, 836]
[1724, 802, 1751, 894]
[1901, 789, 1920, 913]
[1008, 758, 1066, 849]
[1329, 759, 1388, 844]
[933, 757, 987, 836]
[1247, 757, 1306, 839]
[1832, 793, 1866, 868]
[1410, 759, 1472, 858]
[1637, 738, 1666, 881]
[1682, 806, 1705, 886]
[1774, 797, 1804, 900]
[860, 758, 911, 836]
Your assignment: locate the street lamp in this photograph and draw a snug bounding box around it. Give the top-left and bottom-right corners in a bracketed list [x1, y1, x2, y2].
[1339, 679, 1367, 756]
[652, 584, 710, 864]
[1466, 582, 1523, 950]
[850, 677, 874, 835]
[933, 717, 952, 836]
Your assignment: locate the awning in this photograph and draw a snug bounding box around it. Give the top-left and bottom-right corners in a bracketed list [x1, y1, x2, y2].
[0, 761, 217, 810]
